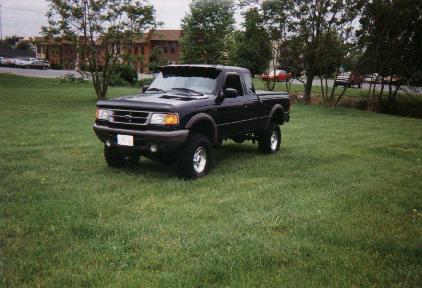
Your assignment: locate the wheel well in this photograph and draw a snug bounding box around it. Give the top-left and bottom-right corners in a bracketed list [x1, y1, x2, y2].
[270, 108, 284, 125]
[189, 120, 216, 144]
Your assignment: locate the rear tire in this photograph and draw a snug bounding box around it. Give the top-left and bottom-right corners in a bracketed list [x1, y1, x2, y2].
[178, 134, 213, 180]
[258, 122, 281, 154]
[104, 146, 140, 167]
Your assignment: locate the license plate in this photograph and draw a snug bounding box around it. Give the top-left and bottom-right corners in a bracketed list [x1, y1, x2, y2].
[117, 134, 134, 146]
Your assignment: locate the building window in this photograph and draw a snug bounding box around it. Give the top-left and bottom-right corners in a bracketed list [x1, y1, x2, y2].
[163, 42, 168, 54]
[170, 42, 176, 54]
[135, 45, 139, 55]
[141, 43, 144, 55]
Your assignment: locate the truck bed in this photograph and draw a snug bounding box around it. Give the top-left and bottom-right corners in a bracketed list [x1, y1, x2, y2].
[256, 90, 289, 99]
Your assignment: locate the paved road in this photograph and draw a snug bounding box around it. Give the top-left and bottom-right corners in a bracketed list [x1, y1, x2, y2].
[0, 67, 153, 80]
[1, 66, 420, 94]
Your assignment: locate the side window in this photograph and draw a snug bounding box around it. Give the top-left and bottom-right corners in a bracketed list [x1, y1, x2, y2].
[243, 72, 255, 94]
[223, 73, 244, 96]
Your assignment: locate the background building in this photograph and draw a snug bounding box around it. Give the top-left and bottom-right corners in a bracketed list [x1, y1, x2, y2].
[34, 30, 182, 72]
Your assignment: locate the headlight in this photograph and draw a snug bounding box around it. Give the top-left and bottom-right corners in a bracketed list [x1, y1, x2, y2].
[96, 108, 110, 120]
[150, 113, 179, 125]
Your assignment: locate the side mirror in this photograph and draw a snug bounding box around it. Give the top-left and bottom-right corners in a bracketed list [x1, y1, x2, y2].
[142, 85, 150, 93]
[224, 88, 239, 98]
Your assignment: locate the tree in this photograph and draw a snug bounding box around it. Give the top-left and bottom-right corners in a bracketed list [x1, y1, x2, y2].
[291, 0, 362, 104]
[357, 0, 422, 111]
[16, 40, 32, 51]
[181, 0, 235, 64]
[232, 8, 272, 76]
[148, 46, 165, 73]
[0, 35, 22, 49]
[261, 0, 294, 91]
[42, 0, 157, 100]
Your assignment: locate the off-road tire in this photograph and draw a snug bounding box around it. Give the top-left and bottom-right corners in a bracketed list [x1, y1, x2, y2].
[178, 134, 213, 180]
[104, 146, 140, 167]
[258, 122, 281, 154]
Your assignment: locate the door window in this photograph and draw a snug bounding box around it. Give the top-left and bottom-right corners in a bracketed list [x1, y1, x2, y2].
[242, 72, 255, 94]
[224, 74, 244, 96]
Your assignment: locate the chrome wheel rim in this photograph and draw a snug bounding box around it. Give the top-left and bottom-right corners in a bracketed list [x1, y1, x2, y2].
[270, 131, 278, 151]
[193, 146, 207, 174]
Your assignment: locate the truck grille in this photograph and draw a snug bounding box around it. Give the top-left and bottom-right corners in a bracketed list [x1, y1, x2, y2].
[109, 109, 151, 126]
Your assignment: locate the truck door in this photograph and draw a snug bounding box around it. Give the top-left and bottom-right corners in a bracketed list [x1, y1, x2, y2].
[241, 72, 261, 132]
[212, 72, 248, 137]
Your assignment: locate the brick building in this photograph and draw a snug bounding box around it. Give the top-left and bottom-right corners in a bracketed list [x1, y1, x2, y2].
[34, 30, 182, 72]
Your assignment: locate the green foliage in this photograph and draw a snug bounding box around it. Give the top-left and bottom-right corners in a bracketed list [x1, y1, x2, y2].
[16, 40, 32, 51]
[148, 47, 166, 73]
[290, 0, 363, 102]
[137, 77, 154, 88]
[357, 0, 422, 93]
[43, 0, 157, 99]
[1, 74, 421, 287]
[58, 73, 88, 85]
[110, 64, 138, 87]
[50, 63, 64, 70]
[232, 8, 272, 76]
[0, 35, 22, 49]
[181, 0, 235, 64]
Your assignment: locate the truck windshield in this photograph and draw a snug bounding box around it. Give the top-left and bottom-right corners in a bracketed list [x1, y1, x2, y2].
[148, 66, 221, 94]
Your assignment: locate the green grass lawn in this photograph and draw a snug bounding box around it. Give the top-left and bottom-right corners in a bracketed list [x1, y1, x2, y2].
[1, 74, 421, 287]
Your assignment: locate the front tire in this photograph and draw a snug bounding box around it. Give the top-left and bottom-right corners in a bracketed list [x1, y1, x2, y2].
[178, 134, 213, 180]
[258, 122, 281, 154]
[104, 146, 140, 167]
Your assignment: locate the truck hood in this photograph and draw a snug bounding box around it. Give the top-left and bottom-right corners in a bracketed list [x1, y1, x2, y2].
[97, 92, 213, 112]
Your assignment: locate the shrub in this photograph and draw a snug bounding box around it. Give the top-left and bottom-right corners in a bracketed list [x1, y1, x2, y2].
[110, 64, 138, 87]
[51, 64, 64, 70]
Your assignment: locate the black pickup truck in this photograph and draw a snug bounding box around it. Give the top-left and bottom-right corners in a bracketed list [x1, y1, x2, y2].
[94, 65, 290, 179]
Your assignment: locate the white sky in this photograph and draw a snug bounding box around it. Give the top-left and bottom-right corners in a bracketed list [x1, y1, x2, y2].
[0, 0, 242, 37]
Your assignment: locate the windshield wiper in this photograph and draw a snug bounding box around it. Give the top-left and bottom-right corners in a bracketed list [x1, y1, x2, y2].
[146, 87, 166, 93]
[171, 87, 203, 95]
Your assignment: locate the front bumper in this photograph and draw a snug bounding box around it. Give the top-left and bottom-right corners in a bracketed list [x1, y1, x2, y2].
[93, 124, 189, 152]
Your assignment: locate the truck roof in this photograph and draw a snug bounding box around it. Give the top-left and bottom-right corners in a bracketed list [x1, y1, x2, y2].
[164, 64, 250, 73]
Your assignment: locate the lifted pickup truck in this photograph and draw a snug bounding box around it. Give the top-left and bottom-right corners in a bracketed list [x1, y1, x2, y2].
[93, 65, 290, 179]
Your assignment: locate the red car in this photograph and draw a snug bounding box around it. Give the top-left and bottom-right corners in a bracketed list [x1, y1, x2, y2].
[261, 69, 291, 82]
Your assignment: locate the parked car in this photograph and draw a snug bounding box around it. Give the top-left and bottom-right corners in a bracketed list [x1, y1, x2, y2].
[364, 73, 382, 84]
[334, 72, 364, 88]
[3, 58, 16, 67]
[0, 57, 4, 65]
[93, 65, 291, 179]
[28, 60, 50, 70]
[15, 58, 34, 68]
[261, 69, 291, 82]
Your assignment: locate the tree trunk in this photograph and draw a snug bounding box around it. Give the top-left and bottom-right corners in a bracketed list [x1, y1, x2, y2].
[304, 75, 314, 104]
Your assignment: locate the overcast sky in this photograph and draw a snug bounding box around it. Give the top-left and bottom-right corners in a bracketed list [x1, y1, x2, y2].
[0, 0, 241, 37]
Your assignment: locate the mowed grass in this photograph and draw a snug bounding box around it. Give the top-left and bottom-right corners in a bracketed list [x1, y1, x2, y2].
[1, 74, 421, 287]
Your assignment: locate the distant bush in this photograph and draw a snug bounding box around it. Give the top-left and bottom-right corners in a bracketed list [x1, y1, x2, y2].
[51, 64, 64, 70]
[110, 64, 138, 87]
[137, 78, 153, 88]
[57, 73, 88, 85]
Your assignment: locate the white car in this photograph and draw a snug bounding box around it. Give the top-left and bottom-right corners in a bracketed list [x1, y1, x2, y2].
[15, 58, 36, 68]
[364, 73, 382, 84]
